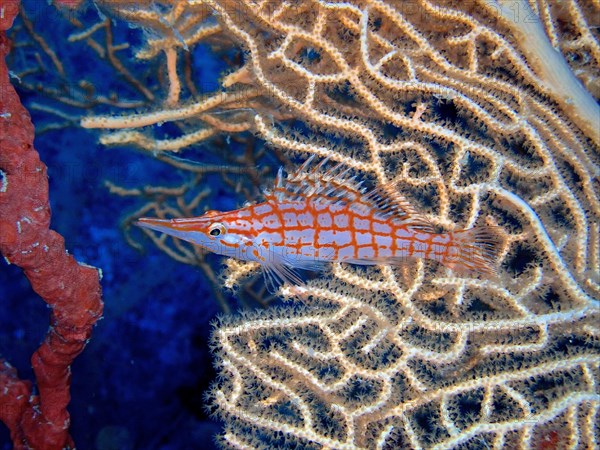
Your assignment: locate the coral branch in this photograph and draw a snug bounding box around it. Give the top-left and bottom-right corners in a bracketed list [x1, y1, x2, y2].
[0, 3, 103, 449]
[486, 0, 600, 145]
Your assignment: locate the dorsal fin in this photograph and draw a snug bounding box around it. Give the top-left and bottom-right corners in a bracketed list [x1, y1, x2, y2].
[264, 156, 435, 232]
[266, 156, 364, 203]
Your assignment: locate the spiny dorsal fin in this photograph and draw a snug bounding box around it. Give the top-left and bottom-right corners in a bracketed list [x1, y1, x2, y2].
[265, 156, 435, 232]
[266, 155, 365, 203]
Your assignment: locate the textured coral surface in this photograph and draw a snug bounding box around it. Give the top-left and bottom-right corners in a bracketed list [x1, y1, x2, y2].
[0, 3, 102, 447]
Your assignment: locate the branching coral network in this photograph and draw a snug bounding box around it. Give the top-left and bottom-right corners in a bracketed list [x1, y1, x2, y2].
[197, 0, 598, 448]
[8, 0, 599, 448]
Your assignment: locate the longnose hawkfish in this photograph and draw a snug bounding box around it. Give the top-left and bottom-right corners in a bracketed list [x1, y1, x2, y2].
[136, 157, 500, 291]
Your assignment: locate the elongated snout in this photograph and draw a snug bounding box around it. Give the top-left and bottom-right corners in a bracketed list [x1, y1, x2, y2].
[135, 217, 210, 242]
[135, 213, 243, 257]
[136, 217, 173, 233]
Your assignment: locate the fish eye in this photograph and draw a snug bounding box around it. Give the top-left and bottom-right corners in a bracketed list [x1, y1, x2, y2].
[208, 222, 226, 237]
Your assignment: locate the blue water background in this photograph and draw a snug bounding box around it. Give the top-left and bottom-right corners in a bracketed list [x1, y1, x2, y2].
[0, 2, 269, 448]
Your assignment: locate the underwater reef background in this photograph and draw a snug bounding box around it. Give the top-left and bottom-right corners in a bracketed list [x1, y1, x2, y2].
[1, 0, 599, 448]
[1, 2, 255, 447]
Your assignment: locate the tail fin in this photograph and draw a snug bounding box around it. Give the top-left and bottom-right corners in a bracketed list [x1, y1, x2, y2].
[441, 226, 502, 276]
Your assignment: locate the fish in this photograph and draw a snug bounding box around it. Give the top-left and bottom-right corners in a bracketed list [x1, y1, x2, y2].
[136, 156, 501, 291]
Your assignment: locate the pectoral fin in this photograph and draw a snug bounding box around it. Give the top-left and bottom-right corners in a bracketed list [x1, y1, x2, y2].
[261, 260, 305, 293]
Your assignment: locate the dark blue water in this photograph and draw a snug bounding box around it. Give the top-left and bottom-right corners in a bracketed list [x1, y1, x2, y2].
[0, 2, 270, 448]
